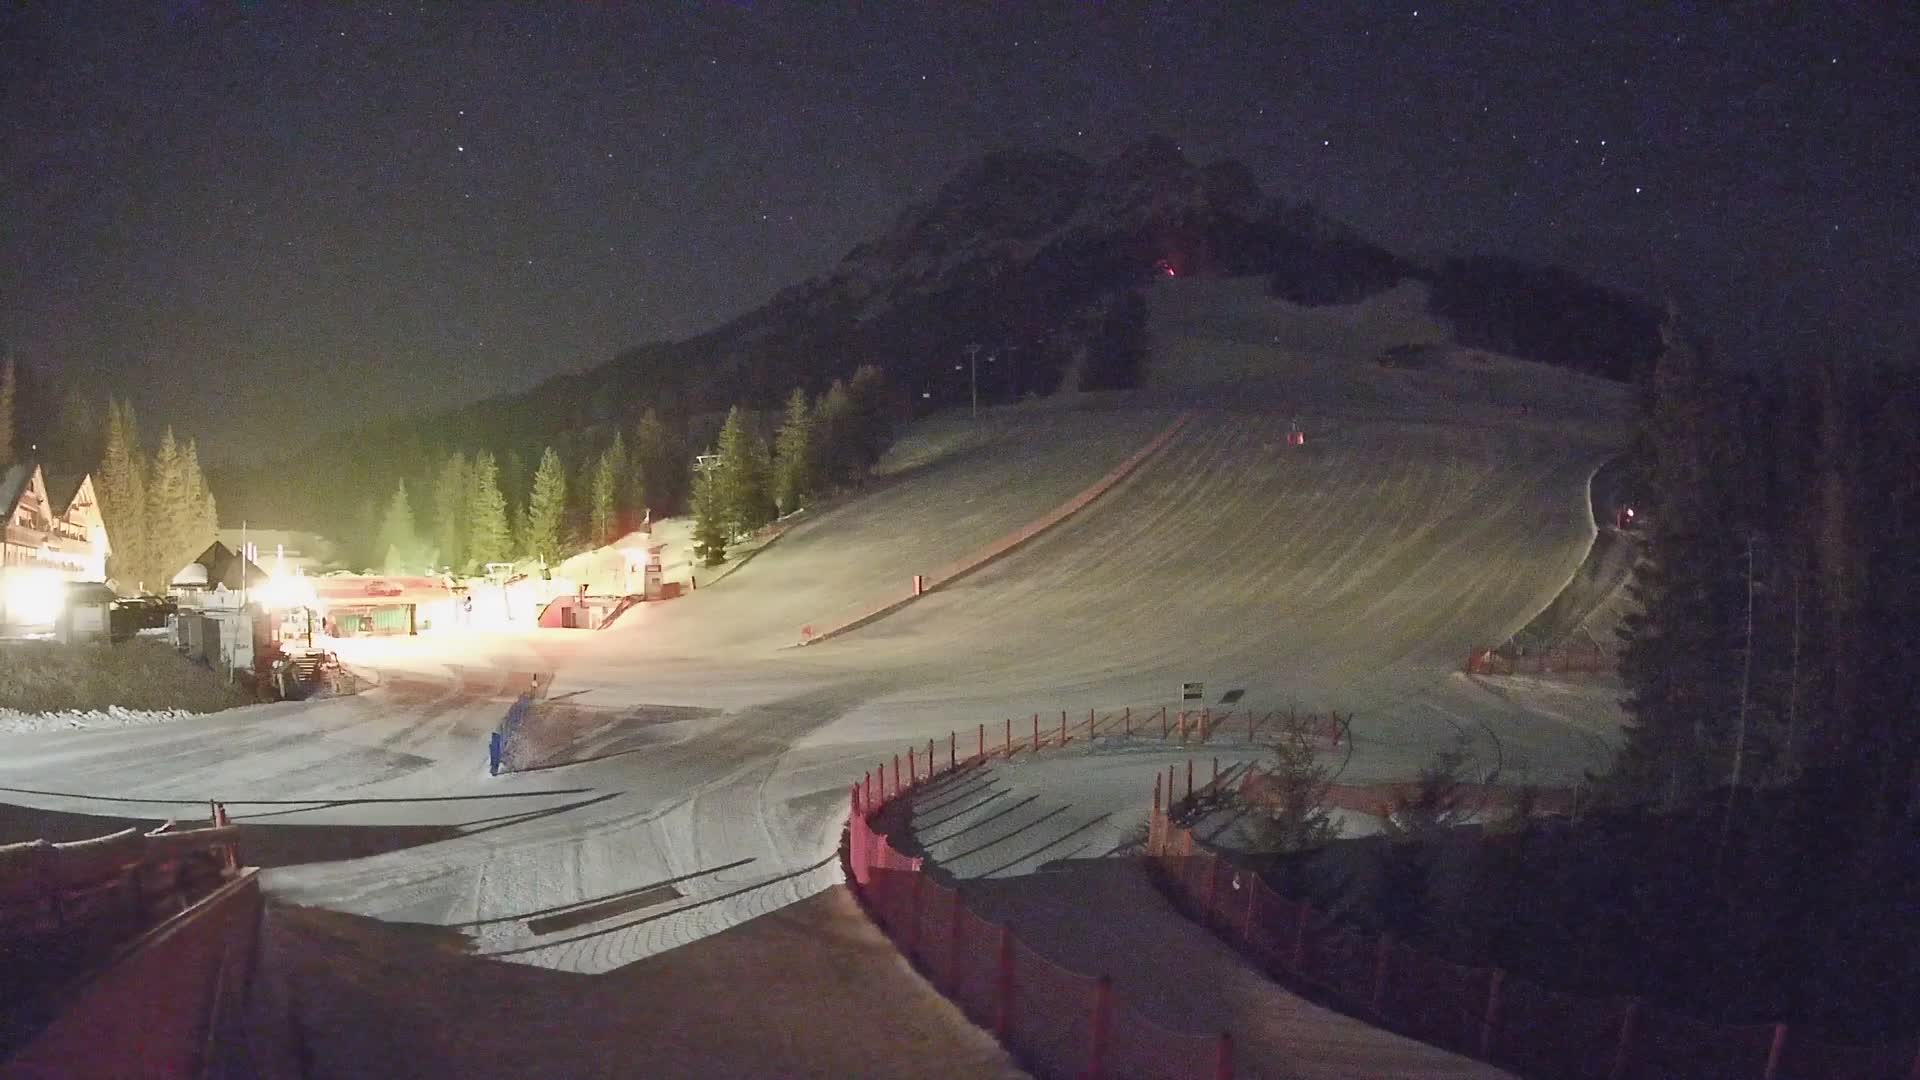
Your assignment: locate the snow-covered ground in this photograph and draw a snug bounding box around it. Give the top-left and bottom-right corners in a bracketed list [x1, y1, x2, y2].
[0, 276, 1630, 1072]
[0, 706, 204, 734]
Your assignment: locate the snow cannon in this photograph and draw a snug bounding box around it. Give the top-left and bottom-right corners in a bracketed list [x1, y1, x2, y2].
[1287, 425, 1306, 447]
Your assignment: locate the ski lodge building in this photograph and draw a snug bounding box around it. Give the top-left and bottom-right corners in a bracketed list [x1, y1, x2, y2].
[0, 462, 112, 628]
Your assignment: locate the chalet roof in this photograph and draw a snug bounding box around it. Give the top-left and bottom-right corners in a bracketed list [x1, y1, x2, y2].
[1, 460, 99, 522]
[178, 541, 271, 590]
[43, 471, 85, 516]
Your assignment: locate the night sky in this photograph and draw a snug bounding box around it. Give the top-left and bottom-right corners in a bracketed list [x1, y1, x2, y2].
[3, 4, 1913, 459]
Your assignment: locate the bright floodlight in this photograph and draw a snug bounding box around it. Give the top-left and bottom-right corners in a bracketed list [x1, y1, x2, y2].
[4, 569, 65, 625]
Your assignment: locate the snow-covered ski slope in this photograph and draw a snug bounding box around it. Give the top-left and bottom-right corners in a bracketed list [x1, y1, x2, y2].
[0, 277, 1631, 990]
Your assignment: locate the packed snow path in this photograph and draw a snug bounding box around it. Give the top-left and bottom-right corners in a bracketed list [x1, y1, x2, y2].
[0, 279, 1629, 1073]
[0, 404, 1618, 972]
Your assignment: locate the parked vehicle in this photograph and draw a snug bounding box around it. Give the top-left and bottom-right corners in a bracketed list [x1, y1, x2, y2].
[108, 595, 176, 639]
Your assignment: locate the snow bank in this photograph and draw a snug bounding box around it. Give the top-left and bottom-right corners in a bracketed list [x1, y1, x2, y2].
[0, 706, 200, 734]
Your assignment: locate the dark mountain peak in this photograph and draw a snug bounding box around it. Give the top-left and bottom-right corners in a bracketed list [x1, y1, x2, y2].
[850, 147, 1092, 277]
[1075, 136, 1211, 230]
[1199, 159, 1265, 219]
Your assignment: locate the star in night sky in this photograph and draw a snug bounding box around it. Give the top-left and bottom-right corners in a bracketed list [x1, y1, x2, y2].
[1, 3, 1913, 457]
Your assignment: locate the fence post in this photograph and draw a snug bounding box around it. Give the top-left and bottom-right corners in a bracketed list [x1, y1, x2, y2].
[1762, 1023, 1787, 1080]
[1609, 999, 1640, 1080]
[1033, 713, 1041, 751]
[995, 925, 1015, 1041]
[1124, 706, 1131, 736]
[1087, 974, 1113, 1080]
[1088, 707, 1096, 741]
[1249, 711, 1255, 742]
[864, 769, 874, 809]
[1214, 1031, 1234, 1080]
[1160, 705, 1168, 738]
[851, 781, 861, 820]
[1005, 717, 1012, 755]
[909, 746, 918, 785]
[947, 889, 966, 996]
[978, 723, 985, 761]
[1060, 710, 1067, 746]
[892, 755, 900, 797]
[1481, 969, 1504, 1058]
[1202, 707, 1211, 742]
[1243, 875, 1260, 946]
[1186, 758, 1194, 800]
[1372, 934, 1393, 1018]
[1291, 901, 1311, 971]
[928, 738, 936, 778]
[1153, 773, 1162, 815]
[950, 732, 956, 771]
[1212, 757, 1219, 785]
[1167, 765, 1176, 811]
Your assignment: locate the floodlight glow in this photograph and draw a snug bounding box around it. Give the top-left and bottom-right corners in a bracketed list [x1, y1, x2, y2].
[3, 569, 64, 625]
[259, 571, 318, 611]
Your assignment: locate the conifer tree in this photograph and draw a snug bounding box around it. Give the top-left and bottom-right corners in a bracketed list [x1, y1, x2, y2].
[466, 451, 510, 570]
[145, 427, 188, 587]
[589, 435, 622, 544]
[523, 446, 568, 564]
[433, 452, 468, 572]
[690, 461, 728, 567]
[98, 399, 148, 591]
[714, 406, 774, 538]
[772, 387, 819, 514]
[632, 409, 683, 515]
[52, 390, 98, 474]
[377, 479, 422, 572]
[0, 357, 15, 469]
[846, 364, 895, 471]
[179, 437, 218, 564]
[1614, 328, 1749, 804]
[816, 379, 856, 487]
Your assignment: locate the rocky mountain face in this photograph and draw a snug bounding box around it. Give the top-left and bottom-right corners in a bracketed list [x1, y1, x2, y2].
[587, 136, 1410, 416]
[215, 137, 1654, 530]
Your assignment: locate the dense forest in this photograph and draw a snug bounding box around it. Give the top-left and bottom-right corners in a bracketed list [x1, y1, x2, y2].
[358, 365, 897, 576]
[1491, 331, 1919, 1038]
[1, 360, 219, 594]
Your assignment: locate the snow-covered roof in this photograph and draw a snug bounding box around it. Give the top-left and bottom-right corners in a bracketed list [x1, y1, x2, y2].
[171, 562, 210, 587]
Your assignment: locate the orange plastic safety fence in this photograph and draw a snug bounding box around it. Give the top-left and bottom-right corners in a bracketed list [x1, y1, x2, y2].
[1303, 920, 1376, 1008]
[1152, 801, 1920, 1080]
[1490, 974, 1628, 1080]
[947, 906, 1003, 1030]
[1383, 942, 1488, 1055]
[911, 876, 957, 987]
[1104, 991, 1225, 1080]
[1009, 937, 1093, 1078]
[847, 743, 1238, 1080]
[1242, 880, 1298, 972]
